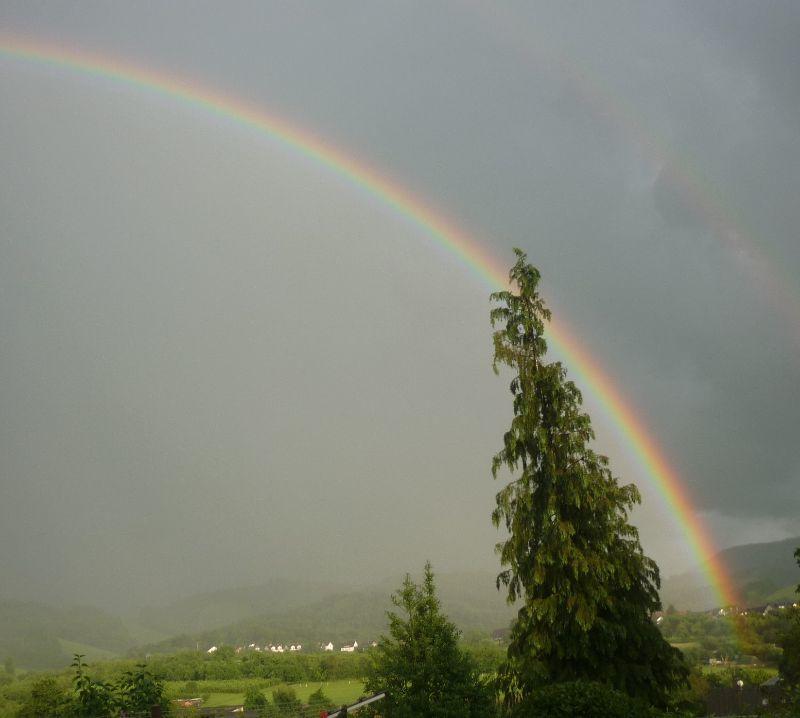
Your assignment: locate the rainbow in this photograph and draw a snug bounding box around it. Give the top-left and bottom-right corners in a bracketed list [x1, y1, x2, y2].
[0, 35, 739, 608]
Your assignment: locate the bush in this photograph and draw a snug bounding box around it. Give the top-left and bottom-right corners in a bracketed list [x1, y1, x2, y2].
[271, 687, 301, 713]
[118, 664, 170, 716]
[243, 686, 268, 711]
[508, 681, 667, 718]
[14, 677, 73, 718]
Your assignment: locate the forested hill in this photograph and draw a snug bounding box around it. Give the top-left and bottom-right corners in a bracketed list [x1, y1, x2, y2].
[660, 536, 800, 611]
[135, 572, 515, 655]
[137, 579, 348, 637]
[4, 539, 798, 669]
[0, 599, 133, 669]
[0, 574, 511, 670]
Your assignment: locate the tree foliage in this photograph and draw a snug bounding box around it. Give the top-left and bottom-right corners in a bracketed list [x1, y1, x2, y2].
[796, 547, 800, 595]
[118, 664, 170, 716]
[16, 655, 171, 718]
[305, 687, 332, 713]
[15, 677, 72, 718]
[507, 681, 666, 718]
[270, 687, 301, 715]
[657, 609, 789, 666]
[490, 249, 687, 706]
[243, 686, 269, 712]
[364, 563, 494, 717]
[72, 655, 116, 718]
[778, 548, 800, 687]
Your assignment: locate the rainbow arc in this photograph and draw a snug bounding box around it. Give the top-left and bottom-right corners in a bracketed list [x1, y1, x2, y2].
[0, 36, 739, 609]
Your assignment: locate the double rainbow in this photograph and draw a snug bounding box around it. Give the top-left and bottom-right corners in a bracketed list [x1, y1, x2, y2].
[0, 35, 738, 608]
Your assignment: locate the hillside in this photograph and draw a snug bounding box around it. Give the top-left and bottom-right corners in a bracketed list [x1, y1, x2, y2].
[137, 579, 348, 636]
[0, 599, 133, 669]
[136, 572, 515, 654]
[660, 536, 800, 611]
[9, 538, 795, 668]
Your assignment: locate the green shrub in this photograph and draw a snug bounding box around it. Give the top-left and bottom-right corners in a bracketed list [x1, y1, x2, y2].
[14, 677, 73, 718]
[508, 681, 666, 718]
[243, 686, 268, 711]
[306, 687, 332, 712]
[271, 686, 301, 713]
[118, 664, 170, 716]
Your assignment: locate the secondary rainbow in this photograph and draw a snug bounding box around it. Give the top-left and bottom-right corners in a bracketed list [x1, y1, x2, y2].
[0, 35, 739, 608]
[464, 1, 800, 343]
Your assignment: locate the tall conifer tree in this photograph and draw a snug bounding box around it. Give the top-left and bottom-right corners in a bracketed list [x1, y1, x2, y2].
[490, 249, 687, 707]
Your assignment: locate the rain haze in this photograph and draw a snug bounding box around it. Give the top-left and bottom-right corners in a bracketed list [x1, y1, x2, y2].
[1, 1, 799, 613]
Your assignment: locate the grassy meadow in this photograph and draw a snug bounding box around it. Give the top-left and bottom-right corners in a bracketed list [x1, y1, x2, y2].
[166, 678, 366, 708]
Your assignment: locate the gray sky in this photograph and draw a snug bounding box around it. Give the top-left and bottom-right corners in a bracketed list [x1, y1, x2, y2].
[1, 1, 798, 611]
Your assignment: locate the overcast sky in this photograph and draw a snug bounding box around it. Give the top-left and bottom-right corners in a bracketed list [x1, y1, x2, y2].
[1, 1, 798, 611]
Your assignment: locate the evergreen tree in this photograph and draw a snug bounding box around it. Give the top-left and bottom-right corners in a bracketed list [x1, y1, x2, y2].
[490, 249, 687, 707]
[306, 687, 332, 714]
[796, 546, 800, 594]
[364, 562, 494, 717]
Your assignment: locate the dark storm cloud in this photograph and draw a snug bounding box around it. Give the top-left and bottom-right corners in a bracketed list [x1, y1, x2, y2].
[0, 1, 799, 609]
[684, 0, 800, 121]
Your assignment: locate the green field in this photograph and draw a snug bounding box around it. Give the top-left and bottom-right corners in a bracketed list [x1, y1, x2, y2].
[167, 678, 366, 708]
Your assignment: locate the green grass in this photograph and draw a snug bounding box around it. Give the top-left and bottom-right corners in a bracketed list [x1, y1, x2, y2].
[701, 664, 778, 676]
[166, 679, 274, 697]
[200, 693, 243, 707]
[168, 679, 365, 708]
[292, 681, 366, 705]
[58, 639, 119, 663]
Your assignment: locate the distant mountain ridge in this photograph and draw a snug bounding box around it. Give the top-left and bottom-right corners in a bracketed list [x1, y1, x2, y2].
[5, 539, 796, 668]
[135, 571, 515, 654]
[660, 536, 800, 611]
